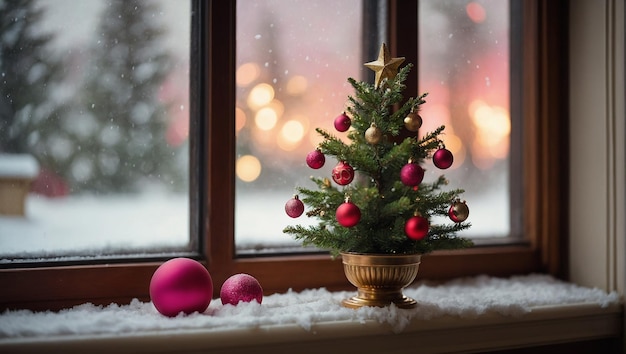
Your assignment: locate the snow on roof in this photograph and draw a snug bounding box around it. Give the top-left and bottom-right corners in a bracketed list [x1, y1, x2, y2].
[0, 274, 619, 338]
[0, 154, 39, 179]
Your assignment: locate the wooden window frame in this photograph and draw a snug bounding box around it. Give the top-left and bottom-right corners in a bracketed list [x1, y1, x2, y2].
[0, 0, 567, 312]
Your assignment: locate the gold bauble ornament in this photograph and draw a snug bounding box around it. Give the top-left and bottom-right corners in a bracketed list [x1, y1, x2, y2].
[404, 112, 422, 132]
[448, 200, 470, 223]
[365, 123, 383, 144]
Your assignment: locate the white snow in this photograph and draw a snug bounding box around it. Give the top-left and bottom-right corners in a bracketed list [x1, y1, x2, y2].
[0, 185, 509, 260]
[0, 274, 619, 338]
[0, 193, 189, 259]
[0, 154, 39, 179]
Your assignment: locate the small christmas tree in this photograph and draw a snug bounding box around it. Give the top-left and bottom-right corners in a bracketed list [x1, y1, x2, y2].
[283, 44, 472, 256]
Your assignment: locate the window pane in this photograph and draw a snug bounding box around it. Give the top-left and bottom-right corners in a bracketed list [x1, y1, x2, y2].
[0, 0, 192, 261]
[418, 0, 512, 238]
[235, 0, 363, 253]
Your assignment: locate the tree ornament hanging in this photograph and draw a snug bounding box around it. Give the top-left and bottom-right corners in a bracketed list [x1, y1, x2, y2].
[364, 122, 383, 144]
[284, 195, 305, 218]
[400, 160, 425, 187]
[448, 199, 469, 223]
[336, 198, 361, 227]
[332, 161, 355, 185]
[433, 146, 454, 169]
[306, 148, 325, 169]
[404, 214, 429, 240]
[404, 112, 422, 132]
[334, 112, 351, 132]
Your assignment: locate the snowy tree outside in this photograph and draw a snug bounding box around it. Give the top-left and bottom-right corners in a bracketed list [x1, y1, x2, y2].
[0, 0, 191, 260]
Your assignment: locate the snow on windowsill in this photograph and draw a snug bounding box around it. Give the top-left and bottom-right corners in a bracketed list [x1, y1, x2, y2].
[0, 274, 621, 353]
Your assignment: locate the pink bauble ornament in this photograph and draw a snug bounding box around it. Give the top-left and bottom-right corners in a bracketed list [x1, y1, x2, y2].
[334, 112, 351, 132]
[306, 149, 325, 169]
[149, 258, 213, 317]
[405, 215, 429, 240]
[285, 195, 305, 218]
[332, 161, 355, 185]
[220, 273, 263, 305]
[433, 148, 454, 169]
[400, 163, 424, 187]
[336, 201, 361, 227]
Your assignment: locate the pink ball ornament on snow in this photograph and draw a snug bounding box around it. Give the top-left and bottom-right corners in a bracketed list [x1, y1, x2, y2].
[334, 112, 351, 132]
[220, 273, 264, 305]
[149, 258, 213, 317]
[306, 149, 325, 169]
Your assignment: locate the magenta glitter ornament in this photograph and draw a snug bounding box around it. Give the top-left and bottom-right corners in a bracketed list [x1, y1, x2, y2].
[332, 161, 355, 185]
[334, 112, 351, 132]
[400, 163, 424, 187]
[285, 195, 305, 218]
[220, 273, 263, 305]
[404, 215, 429, 240]
[306, 149, 325, 169]
[433, 148, 454, 169]
[336, 201, 361, 227]
[150, 258, 213, 317]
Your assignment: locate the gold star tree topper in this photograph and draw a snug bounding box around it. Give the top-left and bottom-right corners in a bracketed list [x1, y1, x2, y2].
[364, 43, 405, 88]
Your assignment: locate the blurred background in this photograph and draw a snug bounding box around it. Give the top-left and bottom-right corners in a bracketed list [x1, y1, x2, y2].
[0, 0, 512, 259]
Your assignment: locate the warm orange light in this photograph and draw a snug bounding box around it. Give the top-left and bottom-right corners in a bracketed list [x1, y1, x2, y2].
[236, 155, 262, 182]
[281, 120, 305, 143]
[286, 75, 308, 96]
[469, 100, 511, 168]
[466, 2, 486, 23]
[442, 133, 465, 167]
[236, 62, 261, 87]
[235, 107, 247, 133]
[255, 107, 278, 131]
[247, 83, 275, 109]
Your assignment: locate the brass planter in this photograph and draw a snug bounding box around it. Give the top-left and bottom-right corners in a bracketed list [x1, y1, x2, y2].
[340, 252, 421, 309]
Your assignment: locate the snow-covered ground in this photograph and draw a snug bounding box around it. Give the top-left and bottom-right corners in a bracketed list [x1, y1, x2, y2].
[0, 188, 508, 260]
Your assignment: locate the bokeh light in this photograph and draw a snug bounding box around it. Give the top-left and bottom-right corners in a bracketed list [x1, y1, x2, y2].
[236, 155, 262, 182]
[237, 62, 261, 87]
[247, 83, 275, 109]
[286, 75, 308, 96]
[466, 2, 486, 23]
[255, 107, 278, 131]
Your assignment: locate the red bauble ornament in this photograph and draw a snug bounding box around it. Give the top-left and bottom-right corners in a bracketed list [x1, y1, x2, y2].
[285, 195, 305, 218]
[334, 112, 351, 132]
[306, 149, 325, 169]
[149, 258, 213, 317]
[433, 148, 454, 169]
[332, 161, 355, 185]
[405, 215, 429, 240]
[400, 162, 424, 187]
[336, 201, 361, 227]
[220, 273, 263, 305]
[448, 200, 470, 223]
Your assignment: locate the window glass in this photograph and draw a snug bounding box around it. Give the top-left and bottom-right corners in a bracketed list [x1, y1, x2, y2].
[0, 0, 192, 261]
[235, 0, 363, 253]
[418, 0, 512, 238]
